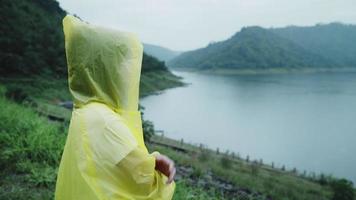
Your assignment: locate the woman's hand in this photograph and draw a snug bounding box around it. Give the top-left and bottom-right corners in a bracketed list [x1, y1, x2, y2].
[154, 154, 176, 184]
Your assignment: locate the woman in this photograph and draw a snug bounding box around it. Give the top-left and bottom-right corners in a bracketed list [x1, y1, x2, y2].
[55, 15, 176, 200]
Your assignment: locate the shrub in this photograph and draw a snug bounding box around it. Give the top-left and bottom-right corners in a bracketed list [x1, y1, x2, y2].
[191, 165, 204, 178]
[220, 156, 232, 169]
[198, 150, 211, 163]
[318, 173, 328, 185]
[142, 119, 155, 142]
[0, 85, 6, 97]
[5, 85, 28, 102]
[28, 164, 57, 187]
[251, 162, 259, 176]
[330, 179, 354, 200]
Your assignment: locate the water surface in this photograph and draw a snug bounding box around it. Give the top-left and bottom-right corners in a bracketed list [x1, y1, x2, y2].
[141, 71, 356, 183]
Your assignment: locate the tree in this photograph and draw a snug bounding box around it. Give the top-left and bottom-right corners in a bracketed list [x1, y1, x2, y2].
[331, 179, 354, 200]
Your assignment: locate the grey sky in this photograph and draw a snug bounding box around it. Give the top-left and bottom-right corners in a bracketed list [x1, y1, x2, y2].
[57, 0, 356, 51]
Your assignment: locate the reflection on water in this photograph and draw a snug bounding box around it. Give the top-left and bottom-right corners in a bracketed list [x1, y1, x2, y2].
[140, 71, 356, 183]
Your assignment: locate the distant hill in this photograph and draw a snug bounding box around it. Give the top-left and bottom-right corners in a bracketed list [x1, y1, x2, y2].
[168, 23, 356, 71]
[143, 43, 181, 62]
[271, 23, 356, 67]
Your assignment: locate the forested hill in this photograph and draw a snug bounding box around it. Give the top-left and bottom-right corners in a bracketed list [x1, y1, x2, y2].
[0, 0, 66, 76]
[0, 0, 180, 82]
[168, 23, 356, 71]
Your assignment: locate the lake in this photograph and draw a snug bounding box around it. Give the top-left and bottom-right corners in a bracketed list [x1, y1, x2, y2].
[140, 71, 356, 183]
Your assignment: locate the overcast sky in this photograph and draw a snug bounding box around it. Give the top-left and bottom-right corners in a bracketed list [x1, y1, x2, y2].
[57, 0, 356, 51]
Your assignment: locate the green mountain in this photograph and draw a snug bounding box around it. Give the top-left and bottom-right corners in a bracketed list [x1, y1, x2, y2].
[143, 43, 181, 62]
[0, 0, 183, 96]
[271, 23, 356, 67]
[168, 24, 356, 71]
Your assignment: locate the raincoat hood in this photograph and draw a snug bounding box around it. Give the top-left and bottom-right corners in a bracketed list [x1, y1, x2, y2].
[63, 15, 143, 112]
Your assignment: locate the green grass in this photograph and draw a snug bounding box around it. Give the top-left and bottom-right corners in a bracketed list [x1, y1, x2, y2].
[0, 87, 66, 199]
[174, 180, 227, 200]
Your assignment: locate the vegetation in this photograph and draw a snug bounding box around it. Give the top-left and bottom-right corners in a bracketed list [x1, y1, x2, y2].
[149, 135, 356, 200]
[0, 86, 65, 199]
[168, 24, 356, 71]
[330, 179, 355, 200]
[173, 180, 227, 200]
[0, 0, 66, 76]
[140, 53, 185, 96]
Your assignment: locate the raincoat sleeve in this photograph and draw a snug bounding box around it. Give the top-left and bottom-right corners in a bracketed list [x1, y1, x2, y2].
[104, 118, 176, 199]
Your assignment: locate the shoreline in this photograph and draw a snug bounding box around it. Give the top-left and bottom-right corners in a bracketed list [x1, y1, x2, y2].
[172, 67, 356, 76]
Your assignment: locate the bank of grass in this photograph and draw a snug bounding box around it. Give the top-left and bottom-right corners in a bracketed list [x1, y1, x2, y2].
[0, 81, 355, 200]
[148, 135, 335, 200]
[0, 89, 219, 199]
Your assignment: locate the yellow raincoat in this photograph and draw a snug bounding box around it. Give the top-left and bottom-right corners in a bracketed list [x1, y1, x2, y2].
[55, 15, 175, 200]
